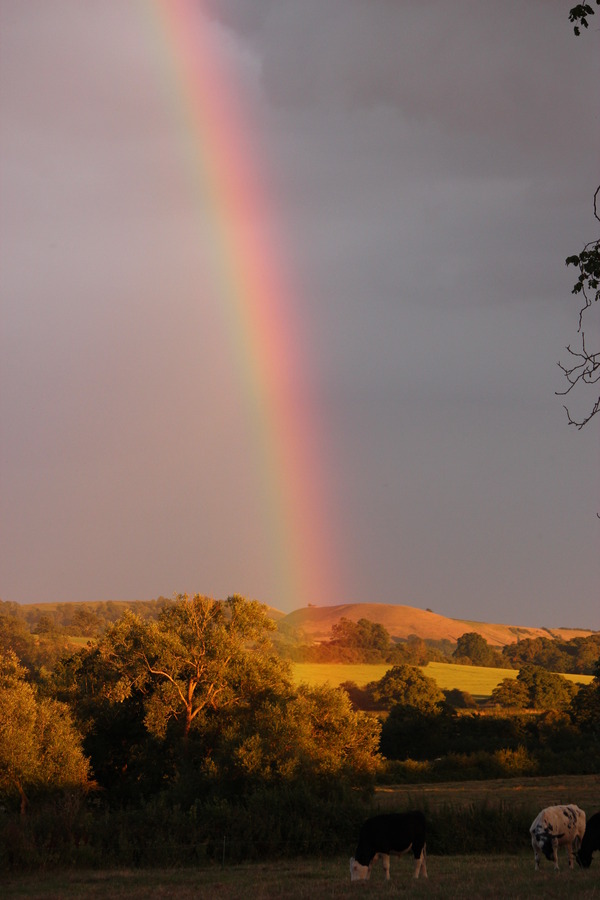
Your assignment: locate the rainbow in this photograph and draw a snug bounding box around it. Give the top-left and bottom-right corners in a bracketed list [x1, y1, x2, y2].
[148, 0, 340, 608]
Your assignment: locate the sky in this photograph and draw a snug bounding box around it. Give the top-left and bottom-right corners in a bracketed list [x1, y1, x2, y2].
[1, 0, 598, 629]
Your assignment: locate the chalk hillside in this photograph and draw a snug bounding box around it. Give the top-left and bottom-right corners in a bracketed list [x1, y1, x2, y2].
[278, 603, 596, 647]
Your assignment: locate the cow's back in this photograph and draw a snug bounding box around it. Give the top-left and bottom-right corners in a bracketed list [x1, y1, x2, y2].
[358, 811, 426, 857]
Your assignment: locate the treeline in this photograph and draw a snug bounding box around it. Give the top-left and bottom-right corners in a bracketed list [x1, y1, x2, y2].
[343, 661, 600, 783]
[0, 597, 172, 634]
[276, 615, 600, 675]
[3, 599, 599, 675]
[276, 616, 455, 665]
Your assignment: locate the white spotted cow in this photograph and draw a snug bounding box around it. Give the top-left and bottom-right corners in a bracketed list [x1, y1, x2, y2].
[530, 804, 586, 870]
[350, 811, 427, 881]
[577, 811, 600, 869]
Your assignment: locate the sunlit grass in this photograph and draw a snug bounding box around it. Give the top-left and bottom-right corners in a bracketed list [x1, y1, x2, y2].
[291, 661, 593, 700]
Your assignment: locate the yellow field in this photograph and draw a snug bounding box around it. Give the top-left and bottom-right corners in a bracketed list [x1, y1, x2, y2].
[290, 661, 593, 700]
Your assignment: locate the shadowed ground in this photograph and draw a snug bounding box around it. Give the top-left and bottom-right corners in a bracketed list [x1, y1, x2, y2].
[3, 855, 599, 899]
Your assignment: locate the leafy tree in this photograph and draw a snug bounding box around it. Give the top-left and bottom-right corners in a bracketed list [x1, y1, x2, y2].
[516, 665, 578, 710]
[367, 664, 444, 713]
[329, 617, 390, 655]
[93, 594, 290, 744]
[502, 634, 600, 675]
[70, 606, 105, 637]
[490, 677, 530, 709]
[443, 688, 478, 709]
[0, 612, 67, 676]
[452, 632, 507, 668]
[558, 6, 600, 426]
[0, 650, 91, 814]
[224, 683, 381, 790]
[569, 657, 600, 738]
[52, 596, 381, 803]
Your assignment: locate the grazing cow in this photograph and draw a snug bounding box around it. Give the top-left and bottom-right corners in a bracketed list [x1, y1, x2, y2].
[530, 804, 586, 870]
[577, 811, 600, 868]
[349, 811, 427, 881]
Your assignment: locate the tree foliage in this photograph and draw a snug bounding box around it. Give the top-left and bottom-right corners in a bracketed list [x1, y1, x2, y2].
[452, 632, 508, 668]
[367, 664, 445, 713]
[330, 617, 390, 654]
[490, 677, 530, 709]
[568, 2, 599, 35]
[92, 593, 288, 742]
[569, 657, 600, 738]
[515, 664, 579, 710]
[559, 7, 600, 425]
[502, 633, 600, 674]
[0, 651, 91, 814]
[46, 595, 381, 803]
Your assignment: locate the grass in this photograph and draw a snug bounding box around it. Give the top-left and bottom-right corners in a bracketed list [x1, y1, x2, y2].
[290, 662, 593, 700]
[374, 773, 600, 813]
[3, 856, 600, 899]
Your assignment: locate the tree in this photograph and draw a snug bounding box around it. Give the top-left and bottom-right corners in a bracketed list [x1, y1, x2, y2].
[569, 657, 600, 738]
[93, 594, 290, 745]
[367, 664, 444, 713]
[516, 665, 578, 710]
[0, 650, 91, 814]
[329, 617, 391, 655]
[490, 677, 530, 709]
[225, 683, 381, 790]
[452, 632, 507, 668]
[558, 6, 600, 426]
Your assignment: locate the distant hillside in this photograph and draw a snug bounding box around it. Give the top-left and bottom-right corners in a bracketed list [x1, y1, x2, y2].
[278, 603, 596, 648]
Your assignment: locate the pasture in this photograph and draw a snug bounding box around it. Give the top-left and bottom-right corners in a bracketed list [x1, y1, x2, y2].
[3, 856, 600, 899]
[375, 773, 600, 813]
[291, 661, 593, 700]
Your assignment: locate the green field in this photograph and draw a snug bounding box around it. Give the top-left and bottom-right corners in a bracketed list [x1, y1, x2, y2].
[291, 661, 593, 700]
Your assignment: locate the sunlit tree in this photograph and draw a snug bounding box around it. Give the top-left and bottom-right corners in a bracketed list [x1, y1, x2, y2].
[0, 651, 91, 814]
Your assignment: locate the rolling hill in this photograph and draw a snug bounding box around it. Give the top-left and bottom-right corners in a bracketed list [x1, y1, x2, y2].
[278, 603, 596, 647]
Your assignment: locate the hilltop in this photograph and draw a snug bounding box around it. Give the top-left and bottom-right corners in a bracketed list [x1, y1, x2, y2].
[278, 603, 596, 647]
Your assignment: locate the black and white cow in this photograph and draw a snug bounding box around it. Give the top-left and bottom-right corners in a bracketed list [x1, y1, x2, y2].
[530, 804, 586, 870]
[577, 811, 600, 868]
[349, 811, 427, 881]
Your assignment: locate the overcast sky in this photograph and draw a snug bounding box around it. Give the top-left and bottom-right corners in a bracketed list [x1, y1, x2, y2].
[1, 1, 598, 628]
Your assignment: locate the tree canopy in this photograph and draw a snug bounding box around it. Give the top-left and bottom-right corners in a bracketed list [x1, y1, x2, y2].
[0, 650, 91, 814]
[367, 664, 445, 713]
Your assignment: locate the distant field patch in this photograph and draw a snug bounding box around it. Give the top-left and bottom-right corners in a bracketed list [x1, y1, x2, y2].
[375, 772, 600, 813]
[291, 662, 593, 700]
[66, 635, 92, 648]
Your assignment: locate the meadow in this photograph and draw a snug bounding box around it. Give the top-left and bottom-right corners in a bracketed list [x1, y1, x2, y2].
[375, 773, 600, 813]
[3, 855, 600, 899]
[291, 662, 593, 700]
[4, 775, 599, 897]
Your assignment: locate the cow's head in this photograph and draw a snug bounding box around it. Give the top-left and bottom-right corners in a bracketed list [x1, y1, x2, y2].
[576, 849, 593, 869]
[350, 857, 370, 881]
[541, 832, 564, 861]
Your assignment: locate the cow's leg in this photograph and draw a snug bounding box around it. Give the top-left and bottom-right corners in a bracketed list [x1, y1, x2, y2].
[552, 838, 560, 870]
[532, 838, 540, 870]
[380, 854, 390, 880]
[414, 845, 427, 879]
